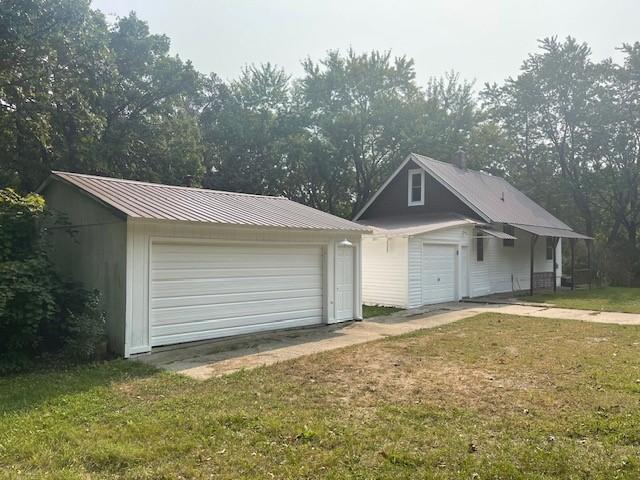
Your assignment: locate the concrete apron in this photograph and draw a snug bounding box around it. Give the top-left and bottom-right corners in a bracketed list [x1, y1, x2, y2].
[134, 303, 640, 380]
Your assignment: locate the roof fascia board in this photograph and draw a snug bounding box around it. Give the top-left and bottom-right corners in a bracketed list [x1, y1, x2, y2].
[41, 174, 129, 220]
[352, 155, 415, 220]
[380, 221, 477, 238]
[127, 216, 372, 234]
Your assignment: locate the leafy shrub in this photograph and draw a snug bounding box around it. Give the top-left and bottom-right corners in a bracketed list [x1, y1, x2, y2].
[0, 189, 106, 373]
[0, 190, 56, 369]
[55, 286, 107, 360]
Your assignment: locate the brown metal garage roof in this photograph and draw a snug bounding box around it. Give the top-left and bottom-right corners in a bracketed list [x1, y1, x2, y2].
[43, 171, 370, 232]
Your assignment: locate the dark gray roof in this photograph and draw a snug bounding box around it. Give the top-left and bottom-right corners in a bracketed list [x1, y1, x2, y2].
[43, 171, 370, 232]
[411, 153, 572, 230]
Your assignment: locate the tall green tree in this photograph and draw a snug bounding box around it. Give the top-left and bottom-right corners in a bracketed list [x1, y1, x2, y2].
[96, 13, 203, 185]
[200, 64, 297, 195]
[298, 50, 426, 215]
[0, 1, 203, 191]
[0, 0, 110, 190]
[483, 37, 597, 236]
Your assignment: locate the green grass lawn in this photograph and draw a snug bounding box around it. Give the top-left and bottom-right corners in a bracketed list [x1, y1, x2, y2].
[2, 314, 640, 478]
[362, 304, 403, 318]
[524, 286, 640, 313]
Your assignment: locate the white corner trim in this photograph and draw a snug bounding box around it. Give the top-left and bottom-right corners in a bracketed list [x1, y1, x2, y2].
[407, 168, 425, 207]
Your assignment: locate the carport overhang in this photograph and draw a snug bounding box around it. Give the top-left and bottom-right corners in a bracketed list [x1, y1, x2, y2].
[508, 224, 593, 296]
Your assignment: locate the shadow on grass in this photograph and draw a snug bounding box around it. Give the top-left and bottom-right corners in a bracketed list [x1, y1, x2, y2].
[0, 359, 158, 415]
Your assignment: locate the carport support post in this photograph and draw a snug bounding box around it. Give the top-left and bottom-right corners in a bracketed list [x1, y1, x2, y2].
[552, 237, 559, 293]
[570, 238, 576, 291]
[530, 234, 538, 296]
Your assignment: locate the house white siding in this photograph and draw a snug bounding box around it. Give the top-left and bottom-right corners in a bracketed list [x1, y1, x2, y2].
[471, 227, 562, 296]
[361, 236, 408, 308]
[125, 219, 362, 356]
[363, 224, 563, 310]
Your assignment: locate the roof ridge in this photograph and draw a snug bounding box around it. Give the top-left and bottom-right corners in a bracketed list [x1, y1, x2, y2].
[51, 171, 288, 200]
[410, 153, 500, 179]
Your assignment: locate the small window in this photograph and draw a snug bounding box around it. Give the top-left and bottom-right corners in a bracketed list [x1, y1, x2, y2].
[476, 236, 484, 262]
[546, 237, 554, 260]
[407, 169, 424, 206]
[503, 225, 515, 247]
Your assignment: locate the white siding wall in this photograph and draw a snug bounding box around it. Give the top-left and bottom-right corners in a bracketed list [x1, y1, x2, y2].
[407, 225, 474, 307]
[43, 181, 128, 354]
[125, 219, 362, 356]
[470, 227, 562, 296]
[361, 236, 408, 308]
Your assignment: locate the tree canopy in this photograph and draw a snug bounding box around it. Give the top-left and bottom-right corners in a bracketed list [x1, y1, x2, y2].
[1, 0, 638, 284]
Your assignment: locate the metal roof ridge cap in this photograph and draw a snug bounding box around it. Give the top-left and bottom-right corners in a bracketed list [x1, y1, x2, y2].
[51, 171, 288, 200]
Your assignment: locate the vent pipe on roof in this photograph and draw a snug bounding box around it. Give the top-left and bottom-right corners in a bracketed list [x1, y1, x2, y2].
[182, 175, 194, 187]
[454, 147, 466, 169]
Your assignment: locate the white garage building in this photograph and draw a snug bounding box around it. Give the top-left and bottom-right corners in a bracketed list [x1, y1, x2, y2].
[40, 172, 368, 357]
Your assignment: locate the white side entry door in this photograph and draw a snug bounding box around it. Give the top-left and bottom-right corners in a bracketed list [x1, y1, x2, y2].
[335, 245, 355, 321]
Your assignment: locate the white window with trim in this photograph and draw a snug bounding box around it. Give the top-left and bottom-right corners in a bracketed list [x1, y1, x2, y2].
[408, 169, 425, 206]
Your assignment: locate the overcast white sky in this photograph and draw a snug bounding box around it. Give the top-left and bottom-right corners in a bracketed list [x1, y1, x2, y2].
[91, 0, 639, 87]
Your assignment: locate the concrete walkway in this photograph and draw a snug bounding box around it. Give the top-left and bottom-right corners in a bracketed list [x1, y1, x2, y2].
[136, 302, 640, 380]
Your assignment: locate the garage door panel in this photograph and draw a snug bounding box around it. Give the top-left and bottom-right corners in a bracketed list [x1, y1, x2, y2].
[152, 266, 320, 281]
[152, 296, 323, 325]
[152, 287, 321, 309]
[422, 244, 457, 304]
[152, 275, 322, 298]
[151, 315, 321, 347]
[149, 242, 324, 347]
[153, 246, 320, 267]
[152, 255, 320, 270]
[152, 308, 322, 336]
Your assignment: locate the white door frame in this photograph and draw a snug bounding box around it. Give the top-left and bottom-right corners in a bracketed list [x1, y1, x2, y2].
[327, 242, 362, 323]
[460, 245, 470, 298]
[334, 244, 355, 322]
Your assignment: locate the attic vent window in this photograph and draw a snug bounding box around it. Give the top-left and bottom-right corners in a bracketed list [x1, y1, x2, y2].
[407, 169, 425, 206]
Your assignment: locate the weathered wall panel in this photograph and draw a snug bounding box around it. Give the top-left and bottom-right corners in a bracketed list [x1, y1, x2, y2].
[42, 181, 127, 354]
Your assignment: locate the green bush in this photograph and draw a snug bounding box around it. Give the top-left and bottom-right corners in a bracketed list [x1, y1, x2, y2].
[55, 285, 107, 360]
[0, 189, 106, 372]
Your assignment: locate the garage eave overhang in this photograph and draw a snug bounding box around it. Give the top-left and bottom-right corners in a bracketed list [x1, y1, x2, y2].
[127, 216, 372, 235]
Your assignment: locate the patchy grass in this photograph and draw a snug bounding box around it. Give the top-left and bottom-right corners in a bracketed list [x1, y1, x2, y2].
[2, 314, 640, 478]
[524, 286, 640, 313]
[363, 304, 403, 318]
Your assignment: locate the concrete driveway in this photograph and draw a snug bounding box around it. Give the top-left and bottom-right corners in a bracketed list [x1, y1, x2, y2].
[135, 302, 640, 380]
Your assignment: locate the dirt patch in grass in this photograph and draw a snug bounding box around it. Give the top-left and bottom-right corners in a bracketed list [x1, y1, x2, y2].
[362, 304, 403, 318]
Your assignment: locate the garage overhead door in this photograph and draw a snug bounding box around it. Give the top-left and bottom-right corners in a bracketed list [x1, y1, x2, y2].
[421, 244, 457, 304]
[150, 242, 324, 346]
